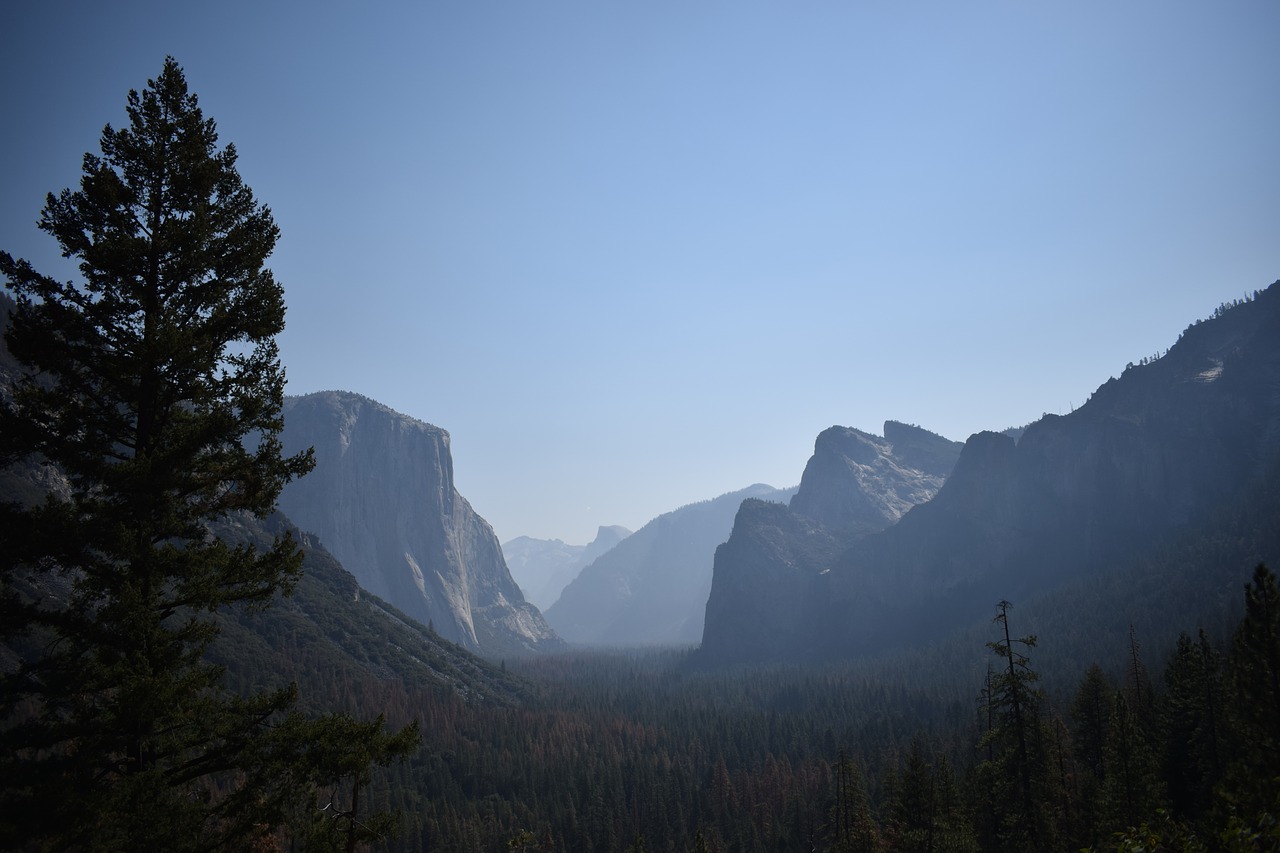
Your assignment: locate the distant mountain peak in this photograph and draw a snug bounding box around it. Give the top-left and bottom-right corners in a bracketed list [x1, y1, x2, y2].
[502, 525, 633, 612]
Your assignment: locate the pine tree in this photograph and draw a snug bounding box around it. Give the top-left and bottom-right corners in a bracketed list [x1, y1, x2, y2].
[827, 749, 880, 852]
[1223, 563, 1280, 822]
[1159, 631, 1226, 822]
[1101, 690, 1163, 834]
[0, 58, 416, 850]
[1071, 665, 1114, 784]
[887, 736, 937, 850]
[885, 737, 977, 853]
[976, 600, 1049, 852]
[1124, 624, 1156, 736]
[1069, 663, 1115, 843]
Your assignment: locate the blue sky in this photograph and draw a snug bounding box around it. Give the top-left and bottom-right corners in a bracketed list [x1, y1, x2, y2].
[3, 2, 1277, 545]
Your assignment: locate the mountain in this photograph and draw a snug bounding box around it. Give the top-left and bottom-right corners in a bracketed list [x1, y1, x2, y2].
[701, 422, 962, 663]
[501, 538, 580, 612]
[545, 484, 797, 646]
[502, 525, 631, 611]
[277, 391, 562, 657]
[700, 283, 1280, 665]
[789, 421, 963, 536]
[0, 293, 527, 708]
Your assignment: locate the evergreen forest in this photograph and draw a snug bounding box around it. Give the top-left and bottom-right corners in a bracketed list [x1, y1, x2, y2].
[252, 563, 1278, 853]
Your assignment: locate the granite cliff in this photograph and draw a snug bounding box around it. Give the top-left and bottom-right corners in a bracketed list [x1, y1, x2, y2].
[789, 421, 962, 536]
[278, 391, 562, 657]
[701, 283, 1280, 665]
[701, 423, 962, 663]
[546, 484, 796, 646]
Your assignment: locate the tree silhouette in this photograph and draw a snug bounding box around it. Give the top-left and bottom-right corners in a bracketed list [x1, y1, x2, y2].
[0, 57, 416, 851]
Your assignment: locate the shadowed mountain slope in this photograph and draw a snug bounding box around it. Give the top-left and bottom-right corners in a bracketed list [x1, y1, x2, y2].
[701, 283, 1280, 664]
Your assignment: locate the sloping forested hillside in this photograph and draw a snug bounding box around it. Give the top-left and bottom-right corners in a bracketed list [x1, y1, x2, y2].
[208, 512, 530, 712]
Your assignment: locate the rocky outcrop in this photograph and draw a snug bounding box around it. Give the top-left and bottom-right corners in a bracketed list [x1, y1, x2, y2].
[702, 282, 1280, 665]
[700, 423, 961, 663]
[278, 391, 562, 657]
[503, 525, 631, 612]
[546, 484, 796, 646]
[789, 422, 961, 536]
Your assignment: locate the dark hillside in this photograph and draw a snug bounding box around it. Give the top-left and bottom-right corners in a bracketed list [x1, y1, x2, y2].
[208, 512, 530, 714]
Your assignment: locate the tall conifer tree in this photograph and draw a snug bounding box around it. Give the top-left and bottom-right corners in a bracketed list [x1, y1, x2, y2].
[1224, 563, 1280, 821]
[976, 600, 1050, 852]
[0, 58, 415, 850]
[1159, 631, 1226, 822]
[827, 749, 879, 852]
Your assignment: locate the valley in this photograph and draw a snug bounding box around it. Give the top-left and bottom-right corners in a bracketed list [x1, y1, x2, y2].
[3, 15, 1278, 849]
[5, 283, 1280, 850]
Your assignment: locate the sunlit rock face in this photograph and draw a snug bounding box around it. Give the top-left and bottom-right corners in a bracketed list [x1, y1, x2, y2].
[278, 391, 562, 657]
[789, 422, 962, 536]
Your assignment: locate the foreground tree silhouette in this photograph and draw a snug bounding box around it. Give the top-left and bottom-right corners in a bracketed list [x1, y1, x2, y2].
[0, 58, 416, 850]
[975, 600, 1051, 852]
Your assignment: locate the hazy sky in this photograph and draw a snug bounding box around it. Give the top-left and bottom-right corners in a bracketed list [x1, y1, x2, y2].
[3, 2, 1277, 545]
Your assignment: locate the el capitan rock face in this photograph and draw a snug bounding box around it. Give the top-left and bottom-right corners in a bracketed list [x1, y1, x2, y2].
[278, 391, 561, 656]
[701, 283, 1280, 665]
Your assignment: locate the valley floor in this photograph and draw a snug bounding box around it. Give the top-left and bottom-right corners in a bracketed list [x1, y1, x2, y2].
[365, 568, 1280, 852]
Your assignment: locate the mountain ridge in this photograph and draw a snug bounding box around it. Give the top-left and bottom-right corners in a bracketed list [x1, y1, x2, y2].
[700, 282, 1280, 665]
